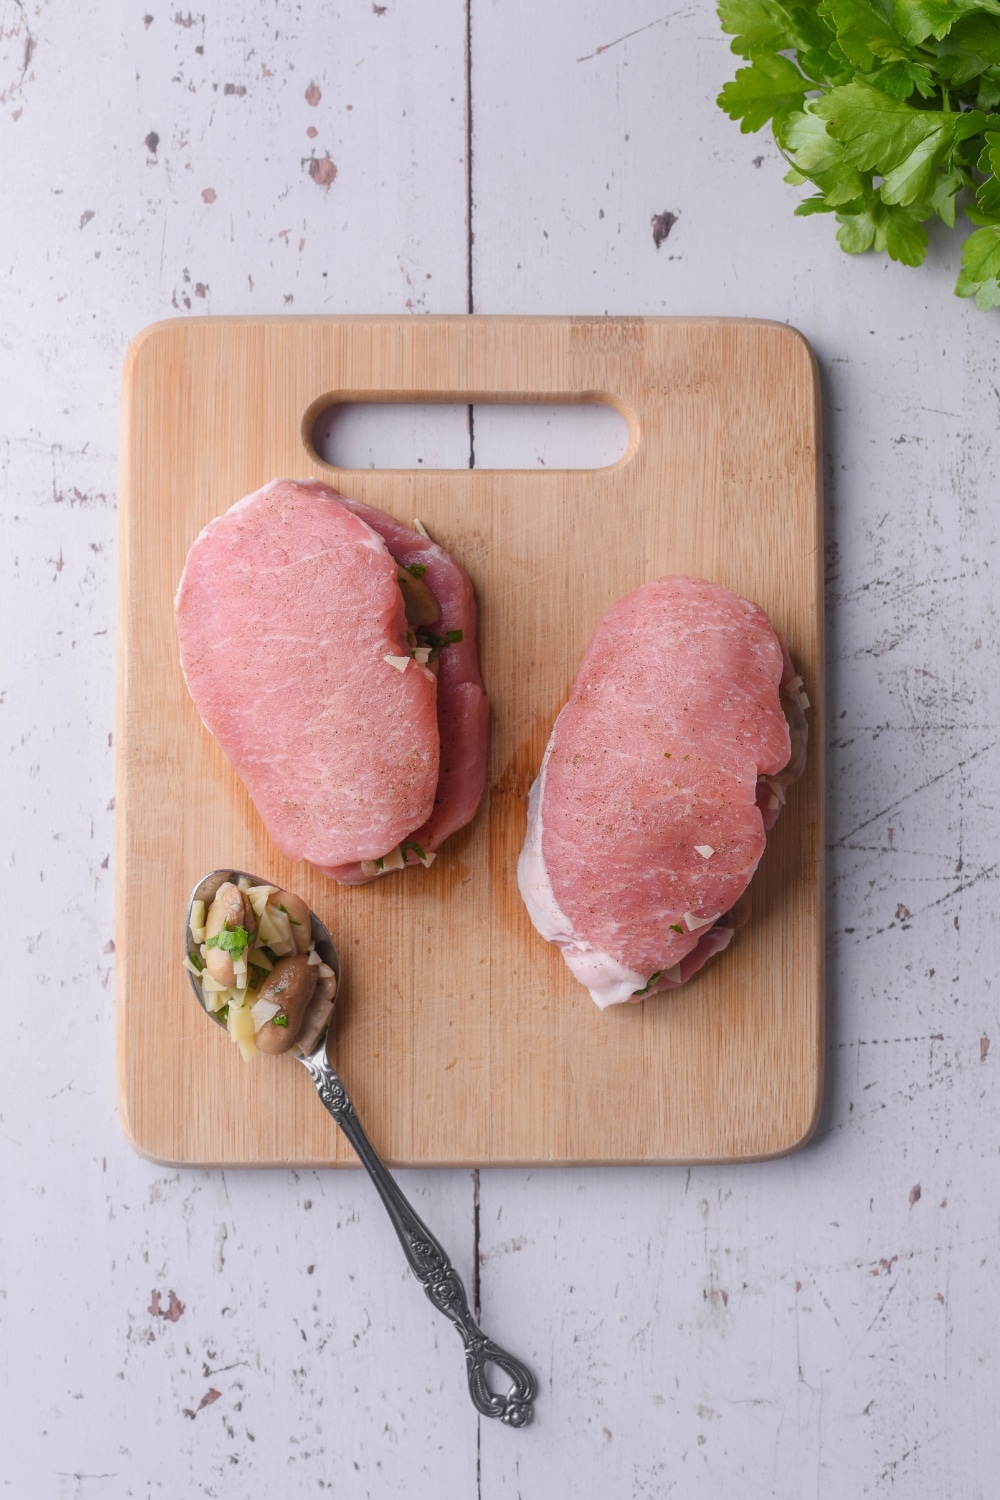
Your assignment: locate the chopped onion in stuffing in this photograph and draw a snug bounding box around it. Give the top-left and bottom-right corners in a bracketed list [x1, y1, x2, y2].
[251, 997, 282, 1031]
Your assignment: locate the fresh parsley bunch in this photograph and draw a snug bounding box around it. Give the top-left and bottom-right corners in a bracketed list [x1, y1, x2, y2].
[716, 1, 1000, 307]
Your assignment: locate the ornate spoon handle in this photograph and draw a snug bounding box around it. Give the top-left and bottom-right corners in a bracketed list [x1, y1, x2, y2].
[298, 1044, 535, 1427]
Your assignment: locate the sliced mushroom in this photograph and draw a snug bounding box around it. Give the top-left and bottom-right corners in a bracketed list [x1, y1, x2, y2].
[715, 890, 752, 930]
[204, 881, 255, 985]
[271, 889, 312, 954]
[396, 562, 441, 628]
[254, 955, 319, 1053]
[294, 975, 338, 1055]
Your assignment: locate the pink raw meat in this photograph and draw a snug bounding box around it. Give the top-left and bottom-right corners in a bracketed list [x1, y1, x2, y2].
[517, 576, 803, 1008]
[313, 497, 489, 884]
[176, 480, 440, 867]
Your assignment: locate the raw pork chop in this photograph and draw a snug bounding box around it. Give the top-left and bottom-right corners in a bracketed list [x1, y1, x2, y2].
[517, 576, 805, 1008]
[176, 480, 440, 868]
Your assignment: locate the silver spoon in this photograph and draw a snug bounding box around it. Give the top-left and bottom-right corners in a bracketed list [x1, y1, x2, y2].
[185, 869, 535, 1428]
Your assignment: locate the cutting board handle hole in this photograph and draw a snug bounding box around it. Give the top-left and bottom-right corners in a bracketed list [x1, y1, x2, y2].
[308, 398, 631, 471]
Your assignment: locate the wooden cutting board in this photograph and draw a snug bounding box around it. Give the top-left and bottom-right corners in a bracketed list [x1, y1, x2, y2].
[117, 315, 824, 1167]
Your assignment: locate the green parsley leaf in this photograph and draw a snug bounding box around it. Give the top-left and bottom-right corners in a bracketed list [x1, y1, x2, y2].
[894, 0, 1000, 48]
[188, 949, 205, 972]
[957, 222, 1000, 304]
[717, 50, 810, 132]
[272, 1014, 289, 1027]
[204, 926, 249, 958]
[669, 924, 684, 934]
[444, 629, 463, 643]
[401, 840, 428, 862]
[814, 83, 955, 206]
[277, 904, 302, 925]
[407, 563, 428, 577]
[976, 131, 1000, 217]
[718, 0, 801, 58]
[632, 970, 663, 997]
[823, 0, 912, 70]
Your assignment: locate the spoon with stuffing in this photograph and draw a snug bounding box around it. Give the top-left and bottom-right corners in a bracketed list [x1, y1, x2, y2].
[185, 868, 535, 1428]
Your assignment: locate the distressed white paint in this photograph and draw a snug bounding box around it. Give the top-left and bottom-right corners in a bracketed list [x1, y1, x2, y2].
[3, 0, 1000, 1495]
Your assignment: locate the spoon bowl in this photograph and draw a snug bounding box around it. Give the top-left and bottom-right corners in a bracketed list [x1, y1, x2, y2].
[183, 868, 535, 1427]
[185, 868, 341, 1054]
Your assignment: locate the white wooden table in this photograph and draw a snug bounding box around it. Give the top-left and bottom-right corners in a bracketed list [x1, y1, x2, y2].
[4, 3, 998, 1494]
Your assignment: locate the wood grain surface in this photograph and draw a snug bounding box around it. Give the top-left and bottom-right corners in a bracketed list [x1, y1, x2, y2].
[117, 314, 823, 1167]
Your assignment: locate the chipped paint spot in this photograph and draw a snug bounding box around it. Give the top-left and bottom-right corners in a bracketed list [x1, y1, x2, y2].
[305, 82, 321, 106]
[201, 186, 216, 203]
[909, 1184, 921, 1206]
[144, 130, 159, 155]
[149, 1288, 186, 1322]
[223, 82, 245, 96]
[0, 0, 37, 108]
[164, 1290, 185, 1321]
[307, 152, 337, 187]
[183, 1387, 220, 1419]
[651, 210, 677, 249]
[79, 209, 95, 229]
[306, 124, 317, 139]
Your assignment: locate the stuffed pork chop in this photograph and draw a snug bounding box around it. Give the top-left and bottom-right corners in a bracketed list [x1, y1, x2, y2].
[175, 480, 487, 882]
[516, 576, 808, 1008]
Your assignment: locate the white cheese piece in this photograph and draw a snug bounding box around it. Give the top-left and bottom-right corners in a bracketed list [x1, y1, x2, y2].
[694, 844, 715, 859]
[683, 910, 722, 932]
[384, 654, 410, 672]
